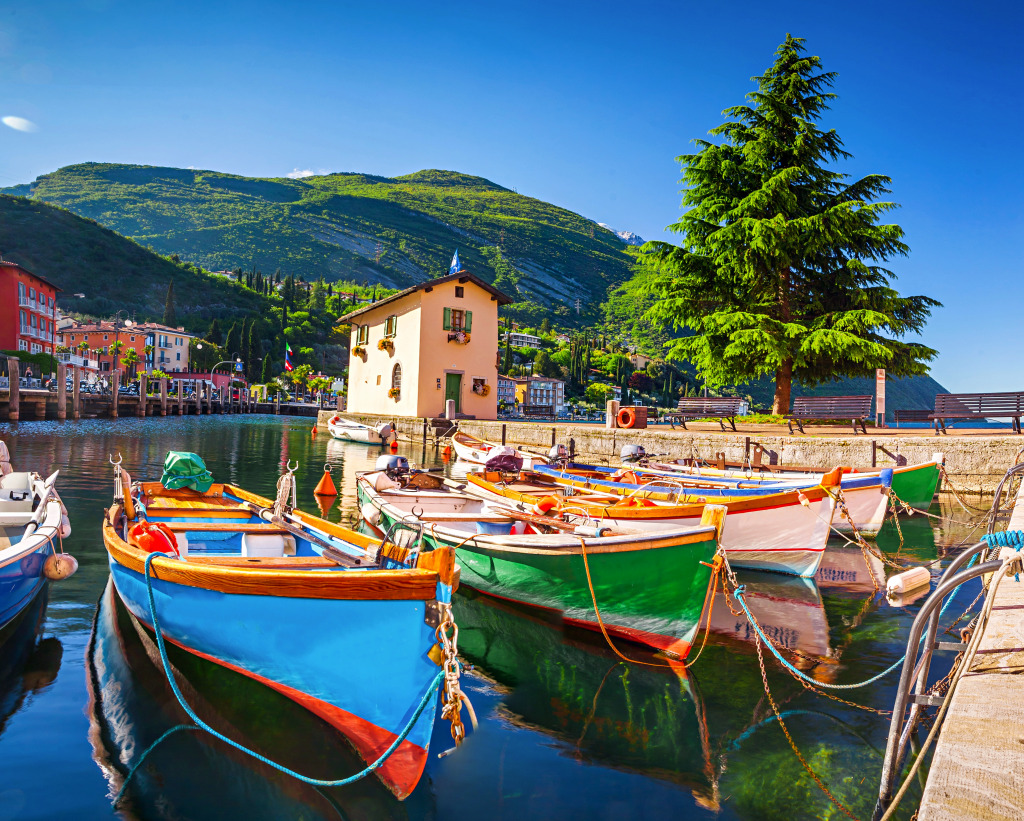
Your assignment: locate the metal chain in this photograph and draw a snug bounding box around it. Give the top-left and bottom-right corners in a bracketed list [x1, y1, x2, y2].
[751, 625, 862, 820]
[436, 603, 467, 747]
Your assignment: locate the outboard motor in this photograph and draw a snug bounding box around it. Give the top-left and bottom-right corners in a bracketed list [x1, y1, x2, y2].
[375, 454, 410, 481]
[621, 444, 647, 464]
[484, 446, 524, 473]
[548, 443, 569, 467]
[377, 422, 395, 441]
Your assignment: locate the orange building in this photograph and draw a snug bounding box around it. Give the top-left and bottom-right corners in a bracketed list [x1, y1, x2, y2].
[0, 260, 60, 356]
[58, 321, 193, 377]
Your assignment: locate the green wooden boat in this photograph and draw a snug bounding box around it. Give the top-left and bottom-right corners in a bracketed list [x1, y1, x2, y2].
[357, 472, 721, 660]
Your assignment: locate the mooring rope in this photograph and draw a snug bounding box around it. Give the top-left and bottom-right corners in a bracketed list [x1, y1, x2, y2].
[114, 552, 445, 806]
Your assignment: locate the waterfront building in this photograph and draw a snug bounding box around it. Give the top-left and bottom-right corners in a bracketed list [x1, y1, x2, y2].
[59, 321, 194, 376]
[0, 261, 61, 356]
[514, 376, 566, 414]
[497, 375, 517, 409]
[504, 332, 542, 349]
[342, 271, 511, 418]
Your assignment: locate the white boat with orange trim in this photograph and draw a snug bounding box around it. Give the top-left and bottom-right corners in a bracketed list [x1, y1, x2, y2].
[451, 430, 548, 469]
[462, 469, 838, 577]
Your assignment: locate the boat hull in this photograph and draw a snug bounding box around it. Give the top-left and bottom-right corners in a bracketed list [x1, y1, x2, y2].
[0, 507, 61, 631]
[452, 432, 546, 469]
[106, 555, 440, 799]
[358, 481, 717, 658]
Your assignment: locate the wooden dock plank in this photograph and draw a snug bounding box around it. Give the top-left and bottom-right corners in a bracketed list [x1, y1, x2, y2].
[918, 484, 1024, 820]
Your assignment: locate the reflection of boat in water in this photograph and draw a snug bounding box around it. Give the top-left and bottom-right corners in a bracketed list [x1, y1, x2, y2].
[708, 572, 832, 662]
[86, 579, 411, 821]
[454, 588, 721, 808]
[0, 588, 62, 740]
[815, 546, 886, 595]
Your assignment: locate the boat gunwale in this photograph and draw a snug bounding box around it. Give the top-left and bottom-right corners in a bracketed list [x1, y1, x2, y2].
[104, 483, 442, 601]
[357, 476, 717, 555]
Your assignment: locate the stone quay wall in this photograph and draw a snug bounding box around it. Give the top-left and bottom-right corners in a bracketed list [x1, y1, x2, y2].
[317, 411, 1022, 495]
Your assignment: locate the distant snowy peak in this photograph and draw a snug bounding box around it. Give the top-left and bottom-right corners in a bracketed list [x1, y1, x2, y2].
[598, 222, 644, 246]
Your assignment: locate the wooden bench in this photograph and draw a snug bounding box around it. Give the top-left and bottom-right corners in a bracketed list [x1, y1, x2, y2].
[668, 397, 744, 431]
[893, 408, 932, 427]
[786, 395, 873, 434]
[931, 392, 1024, 434]
[522, 404, 554, 419]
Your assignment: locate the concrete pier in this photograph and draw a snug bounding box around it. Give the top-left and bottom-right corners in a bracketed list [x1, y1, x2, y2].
[315, 412, 1024, 494]
[916, 484, 1024, 819]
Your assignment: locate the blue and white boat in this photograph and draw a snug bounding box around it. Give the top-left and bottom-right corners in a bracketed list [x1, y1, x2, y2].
[0, 441, 74, 634]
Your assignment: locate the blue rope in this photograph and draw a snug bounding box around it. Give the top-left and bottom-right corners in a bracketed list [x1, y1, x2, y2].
[981, 531, 1024, 579]
[115, 552, 444, 806]
[734, 557, 980, 691]
[981, 530, 1024, 548]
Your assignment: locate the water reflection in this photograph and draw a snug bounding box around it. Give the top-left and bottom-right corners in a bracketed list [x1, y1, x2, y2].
[454, 589, 721, 809]
[0, 588, 62, 741]
[86, 579, 413, 821]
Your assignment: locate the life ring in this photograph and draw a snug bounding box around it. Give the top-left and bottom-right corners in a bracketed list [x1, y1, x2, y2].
[617, 408, 637, 428]
[128, 521, 180, 557]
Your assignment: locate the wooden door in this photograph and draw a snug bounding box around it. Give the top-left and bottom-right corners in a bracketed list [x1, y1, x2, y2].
[445, 373, 462, 413]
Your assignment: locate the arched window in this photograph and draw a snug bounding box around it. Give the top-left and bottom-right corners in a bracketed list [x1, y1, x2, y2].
[391, 363, 402, 391]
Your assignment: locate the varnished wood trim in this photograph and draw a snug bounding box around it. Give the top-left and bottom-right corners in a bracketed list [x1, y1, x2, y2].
[103, 523, 438, 601]
[164, 522, 288, 533]
[184, 556, 339, 568]
[147, 508, 252, 519]
[140, 482, 225, 497]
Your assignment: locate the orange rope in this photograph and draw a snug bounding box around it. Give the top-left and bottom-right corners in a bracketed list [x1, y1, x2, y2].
[577, 537, 720, 669]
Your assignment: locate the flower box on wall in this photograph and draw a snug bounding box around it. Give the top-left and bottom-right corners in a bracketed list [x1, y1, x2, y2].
[447, 331, 471, 344]
[387, 387, 400, 400]
[352, 346, 367, 358]
[377, 338, 394, 353]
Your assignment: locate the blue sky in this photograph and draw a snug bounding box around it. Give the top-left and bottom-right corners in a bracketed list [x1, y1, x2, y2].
[1, 0, 1021, 391]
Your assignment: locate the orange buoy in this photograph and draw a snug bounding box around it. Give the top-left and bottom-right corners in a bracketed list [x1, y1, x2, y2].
[44, 552, 78, 581]
[535, 495, 562, 515]
[315, 494, 335, 517]
[443, 443, 452, 457]
[314, 463, 337, 496]
[390, 439, 399, 453]
[311, 426, 318, 438]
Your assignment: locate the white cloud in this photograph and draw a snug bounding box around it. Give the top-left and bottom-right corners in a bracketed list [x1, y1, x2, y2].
[2, 116, 38, 133]
[287, 168, 316, 179]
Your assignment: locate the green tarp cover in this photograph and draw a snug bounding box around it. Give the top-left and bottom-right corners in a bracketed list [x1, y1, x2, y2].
[160, 451, 214, 493]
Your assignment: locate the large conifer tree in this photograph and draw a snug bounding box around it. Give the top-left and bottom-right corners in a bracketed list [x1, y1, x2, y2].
[644, 35, 940, 414]
[162, 279, 176, 326]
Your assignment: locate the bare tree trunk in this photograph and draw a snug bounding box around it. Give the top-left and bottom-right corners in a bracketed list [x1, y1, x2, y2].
[772, 359, 792, 416]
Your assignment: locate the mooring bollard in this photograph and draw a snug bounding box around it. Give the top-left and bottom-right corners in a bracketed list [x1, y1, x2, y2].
[72, 366, 81, 420]
[501, 423, 507, 445]
[8, 357, 20, 422]
[57, 362, 67, 420]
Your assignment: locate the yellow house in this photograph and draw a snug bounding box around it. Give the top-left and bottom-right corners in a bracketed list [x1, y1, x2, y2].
[342, 271, 512, 419]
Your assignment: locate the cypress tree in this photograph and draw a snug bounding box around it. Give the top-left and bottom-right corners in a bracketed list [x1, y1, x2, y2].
[163, 279, 176, 326]
[246, 322, 258, 380]
[207, 318, 222, 345]
[645, 35, 939, 414]
[224, 322, 240, 356]
[260, 353, 271, 383]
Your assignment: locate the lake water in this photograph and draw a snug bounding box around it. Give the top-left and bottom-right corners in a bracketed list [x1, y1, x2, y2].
[0, 416, 987, 820]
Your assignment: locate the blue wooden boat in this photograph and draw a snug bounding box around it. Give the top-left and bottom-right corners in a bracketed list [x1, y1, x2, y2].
[101, 454, 462, 799]
[0, 441, 75, 632]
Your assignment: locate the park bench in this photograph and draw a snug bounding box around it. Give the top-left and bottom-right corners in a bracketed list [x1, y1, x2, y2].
[893, 409, 932, 427]
[786, 395, 873, 435]
[668, 397, 744, 432]
[522, 404, 555, 419]
[930, 392, 1024, 434]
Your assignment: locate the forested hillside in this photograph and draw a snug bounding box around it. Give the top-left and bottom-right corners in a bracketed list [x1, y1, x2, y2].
[0, 194, 267, 325]
[6, 163, 636, 317]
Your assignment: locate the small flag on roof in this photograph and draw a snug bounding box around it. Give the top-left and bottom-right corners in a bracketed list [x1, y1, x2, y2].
[449, 249, 461, 274]
[284, 342, 294, 372]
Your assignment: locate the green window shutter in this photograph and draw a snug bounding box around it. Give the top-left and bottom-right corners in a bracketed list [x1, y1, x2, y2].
[443, 307, 452, 330]
[465, 310, 473, 332]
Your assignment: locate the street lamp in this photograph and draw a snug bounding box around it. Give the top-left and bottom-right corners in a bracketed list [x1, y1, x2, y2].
[210, 354, 243, 401]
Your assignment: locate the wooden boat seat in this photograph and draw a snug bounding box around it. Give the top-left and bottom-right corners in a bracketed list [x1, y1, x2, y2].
[184, 556, 338, 568]
[418, 512, 510, 522]
[163, 522, 288, 533]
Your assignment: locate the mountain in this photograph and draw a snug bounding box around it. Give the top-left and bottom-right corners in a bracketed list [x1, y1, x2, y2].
[598, 223, 645, 246]
[0, 194, 269, 327]
[5, 164, 637, 311]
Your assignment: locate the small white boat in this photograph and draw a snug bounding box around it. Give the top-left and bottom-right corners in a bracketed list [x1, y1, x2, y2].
[0, 441, 76, 631]
[451, 430, 548, 469]
[326, 415, 394, 445]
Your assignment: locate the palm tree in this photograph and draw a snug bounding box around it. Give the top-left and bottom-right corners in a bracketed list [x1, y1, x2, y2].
[143, 343, 155, 372]
[120, 348, 140, 379]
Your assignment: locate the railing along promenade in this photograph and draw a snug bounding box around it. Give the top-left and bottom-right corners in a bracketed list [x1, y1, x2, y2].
[0, 357, 324, 421]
